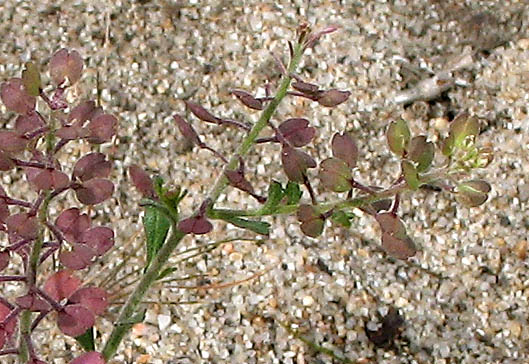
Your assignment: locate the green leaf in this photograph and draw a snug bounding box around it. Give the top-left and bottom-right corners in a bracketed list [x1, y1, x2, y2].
[22, 62, 41, 97]
[221, 215, 270, 235]
[401, 160, 420, 190]
[331, 210, 354, 228]
[387, 119, 411, 157]
[259, 181, 285, 214]
[75, 327, 95, 351]
[143, 205, 171, 271]
[285, 181, 302, 205]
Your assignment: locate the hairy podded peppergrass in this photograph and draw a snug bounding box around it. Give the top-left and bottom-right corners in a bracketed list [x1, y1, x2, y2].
[0, 20, 495, 364]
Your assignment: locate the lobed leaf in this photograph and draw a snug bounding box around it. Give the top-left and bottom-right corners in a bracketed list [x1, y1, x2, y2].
[15, 113, 45, 136]
[0, 151, 14, 171]
[297, 204, 325, 238]
[225, 169, 255, 194]
[44, 270, 82, 301]
[55, 208, 91, 243]
[31, 168, 70, 191]
[15, 293, 50, 312]
[0, 78, 36, 114]
[69, 287, 108, 316]
[178, 215, 213, 235]
[0, 251, 9, 271]
[277, 118, 315, 147]
[0, 302, 17, 350]
[58, 304, 95, 337]
[49, 48, 84, 86]
[74, 178, 114, 205]
[381, 232, 417, 260]
[80, 226, 114, 256]
[6, 213, 38, 240]
[74, 153, 111, 182]
[68, 101, 97, 124]
[59, 243, 96, 270]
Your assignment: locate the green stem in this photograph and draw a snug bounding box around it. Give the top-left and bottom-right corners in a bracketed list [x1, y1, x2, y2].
[18, 192, 52, 363]
[101, 228, 185, 360]
[102, 40, 307, 360]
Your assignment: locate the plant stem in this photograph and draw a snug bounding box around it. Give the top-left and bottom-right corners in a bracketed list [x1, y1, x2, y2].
[101, 228, 185, 360]
[18, 192, 51, 363]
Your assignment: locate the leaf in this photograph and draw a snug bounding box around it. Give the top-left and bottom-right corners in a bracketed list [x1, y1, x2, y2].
[281, 146, 316, 183]
[59, 243, 96, 270]
[277, 118, 315, 147]
[258, 181, 285, 214]
[0, 131, 28, 153]
[401, 160, 420, 190]
[58, 304, 95, 337]
[157, 267, 177, 281]
[129, 164, 155, 198]
[6, 213, 38, 240]
[22, 62, 41, 97]
[143, 206, 170, 270]
[74, 328, 95, 352]
[220, 215, 270, 236]
[44, 270, 82, 301]
[0, 78, 36, 114]
[80, 226, 115, 256]
[184, 101, 220, 124]
[74, 178, 114, 205]
[407, 135, 434, 172]
[284, 181, 302, 204]
[74, 153, 111, 182]
[331, 210, 354, 228]
[49, 48, 84, 86]
[456, 180, 491, 207]
[86, 114, 117, 144]
[366, 307, 404, 348]
[0, 302, 16, 350]
[319, 157, 352, 192]
[332, 132, 358, 168]
[381, 232, 417, 260]
[69, 352, 105, 364]
[297, 204, 325, 238]
[69, 287, 108, 315]
[174, 114, 201, 145]
[55, 208, 91, 243]
[443, 112, 480, 156]
[178, 215, 213, 235]
[231, 89, 263, 110]
[316, 89, 351, 107]
[387, 119, 411, 157]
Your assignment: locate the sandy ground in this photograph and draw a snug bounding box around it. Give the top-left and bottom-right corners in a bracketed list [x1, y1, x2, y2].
[1, 1, 529, 363]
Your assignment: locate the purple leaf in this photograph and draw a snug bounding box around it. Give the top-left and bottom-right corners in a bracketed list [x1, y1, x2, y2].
[69, 287, 108, 316]
[69, 352, 106, 364]
[319, 158, 352, 192]
[74, 178, 114, 205]
[0, 151, 14, 171]
[55, 208, 91, 243]
[15, 113, 45, 136]
[277, 118, 316, 147]
[332, 132, 358, 168]
[129, 164, 155, 198]
[59, 243, 96, 270]
[225, 170, 255, 195]
[86, 114, 117, 144]
[381, 232, 417, 260]
[184, 101, 219, 124]
[80, 227, 114, 256]
[31, 168, 70, 191]
[316, 89, 350, 107]
[58, 304, 95, 337]
[44, 270, 82, 301]
[178, 215, 213, 235]
[297, 204, 325, 238]
[73, 153, 111, 182]
[174, 114, 201, 145]
[281, 146, 316, 183]
[292, 80, 320, 95]
[49, 49, 84, 86]
[0, 302, 16, 350]
[231, 90, 264, 110]
[15, 293, 50, 311]
[0, 251, 9, 271]
[6, 213, 38, 240]
[0, 131, 28, 153]
[0, 78, 36, 114]
[56, 124, 90, 140]
[68, 101, 97, 124]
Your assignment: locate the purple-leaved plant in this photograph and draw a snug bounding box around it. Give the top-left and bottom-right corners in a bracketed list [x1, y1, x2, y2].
[0, 22, 493, 364]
